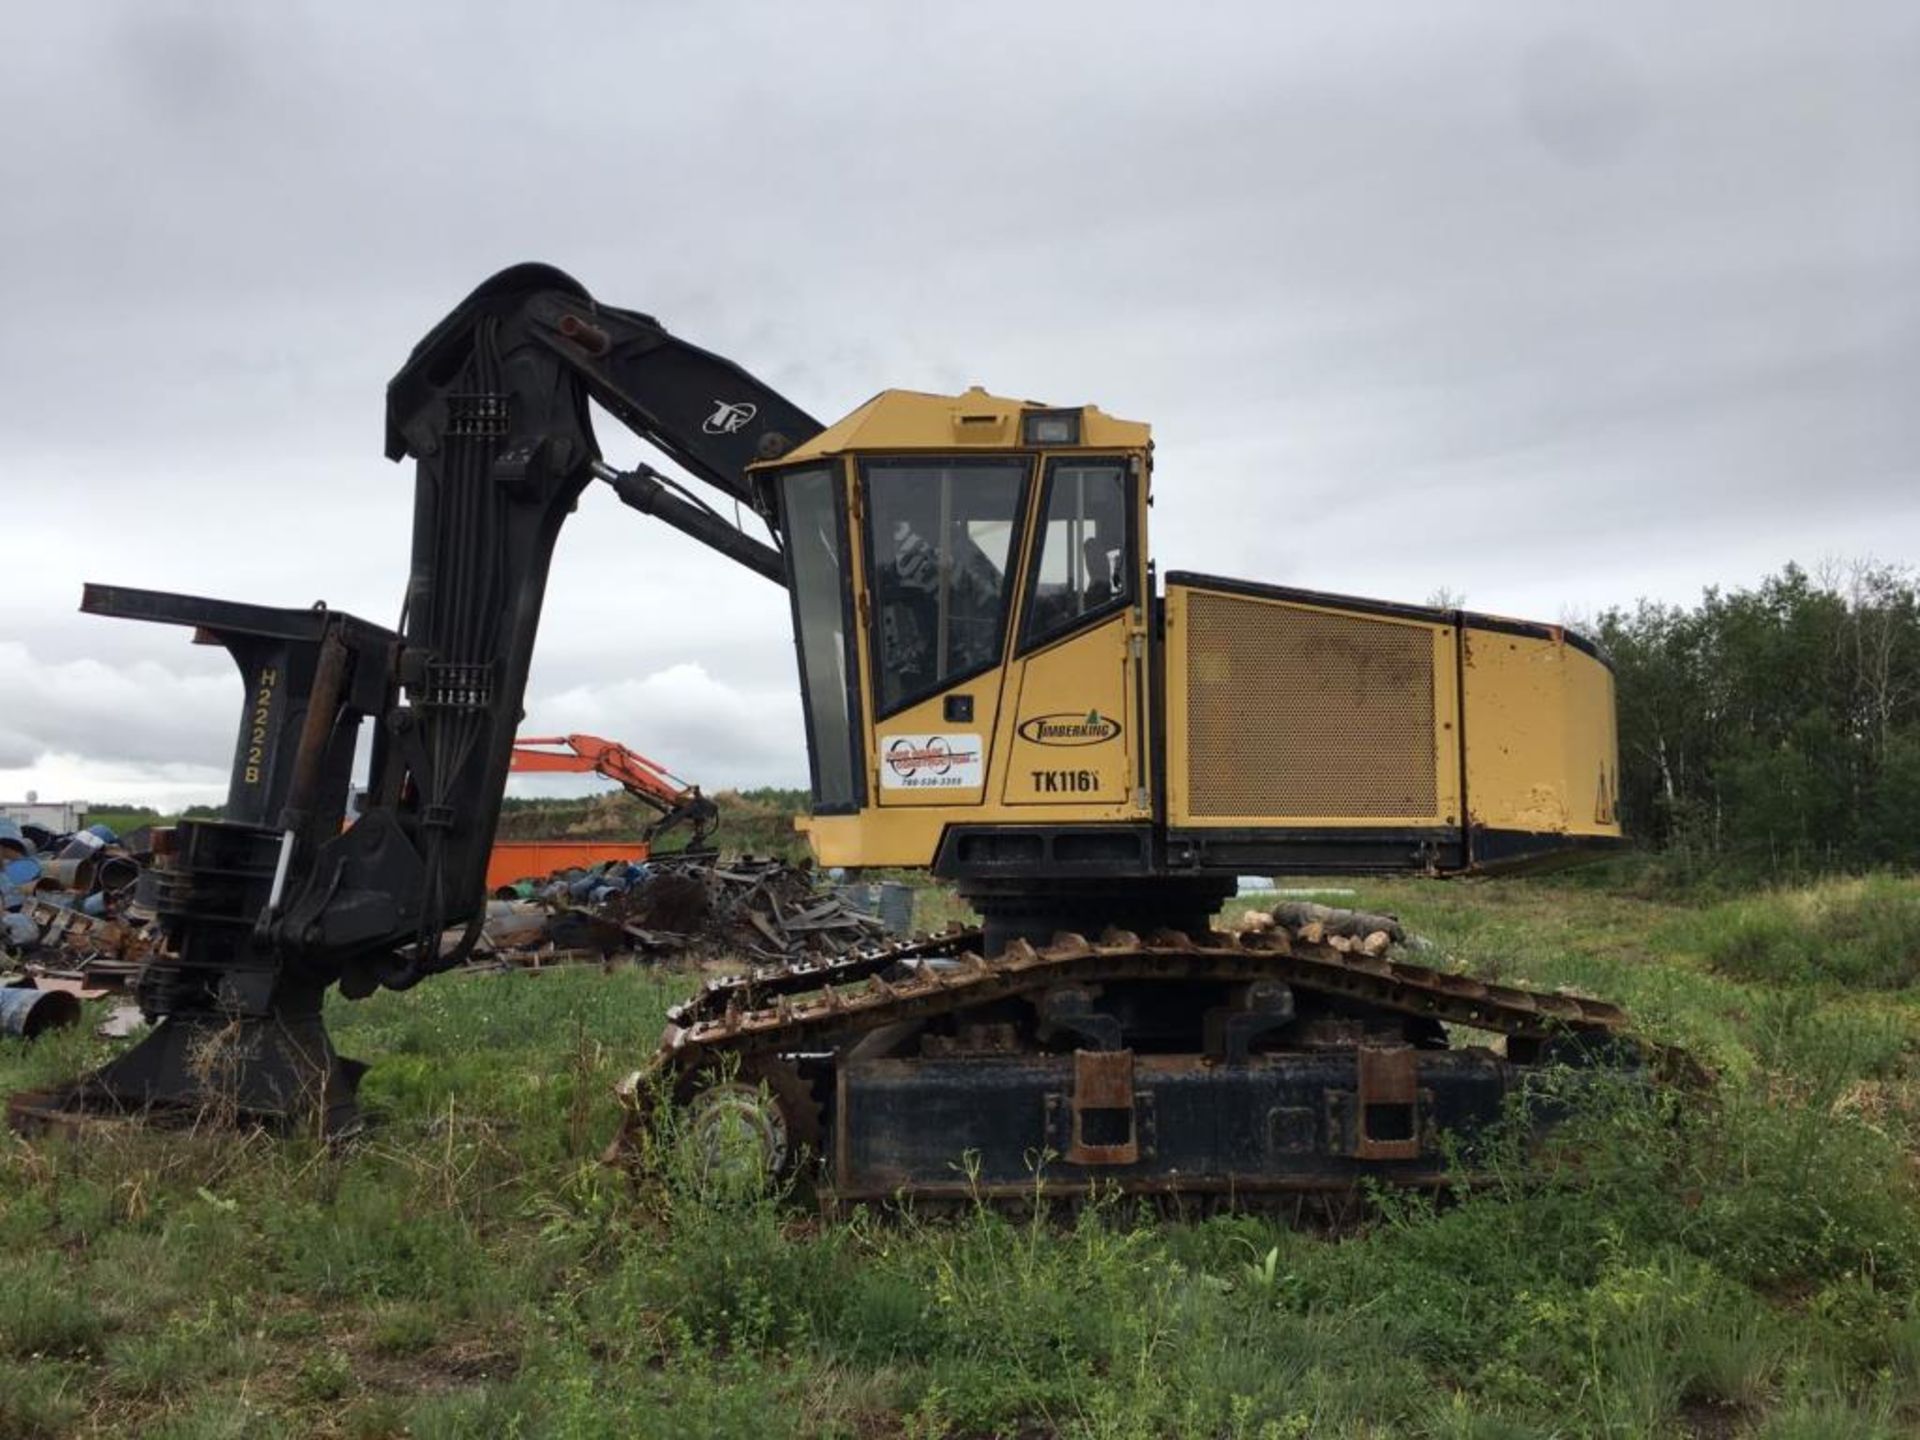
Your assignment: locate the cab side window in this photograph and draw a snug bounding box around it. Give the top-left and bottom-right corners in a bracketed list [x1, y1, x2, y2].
[781, 466, 860, 809]
[1022, 461, 1131, 650]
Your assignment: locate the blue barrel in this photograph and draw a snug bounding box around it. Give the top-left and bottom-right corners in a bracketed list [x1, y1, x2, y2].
[0, 985, 81, 1039]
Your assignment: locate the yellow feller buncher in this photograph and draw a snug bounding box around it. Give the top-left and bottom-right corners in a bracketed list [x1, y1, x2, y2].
[15, 265, 1638, 1210]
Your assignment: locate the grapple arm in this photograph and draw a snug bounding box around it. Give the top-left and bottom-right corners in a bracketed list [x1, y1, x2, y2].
[64, 265, 817, 1125]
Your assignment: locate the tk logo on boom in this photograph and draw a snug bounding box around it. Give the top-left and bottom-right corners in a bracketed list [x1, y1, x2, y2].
[702, 399, 758, 435]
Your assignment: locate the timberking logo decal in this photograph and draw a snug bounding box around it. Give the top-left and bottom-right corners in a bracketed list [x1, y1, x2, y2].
[879, 734, 983, 790]
[1018, 709, 1122, 747]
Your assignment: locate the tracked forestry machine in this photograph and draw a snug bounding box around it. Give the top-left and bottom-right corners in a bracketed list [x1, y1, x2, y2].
[13, 264, 1637, 1205]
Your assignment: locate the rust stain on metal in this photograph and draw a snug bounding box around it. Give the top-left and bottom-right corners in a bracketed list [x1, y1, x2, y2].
[1068, 1048, 1139, 1165]
[1353, 1044, 1422, 1161]
[556, 312, 611, 356]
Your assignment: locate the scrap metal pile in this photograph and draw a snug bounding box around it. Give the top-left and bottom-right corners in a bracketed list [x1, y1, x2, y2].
[2, 827, 900, 1040]
[473, 854, 901, 970]
[1, 817, 155, 1035]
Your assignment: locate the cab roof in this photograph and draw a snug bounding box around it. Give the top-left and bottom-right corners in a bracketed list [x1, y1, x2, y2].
[761, 386, 1151, 466]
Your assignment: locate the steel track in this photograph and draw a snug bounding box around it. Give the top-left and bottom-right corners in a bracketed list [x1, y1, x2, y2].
[650, 918, 1628, 1079]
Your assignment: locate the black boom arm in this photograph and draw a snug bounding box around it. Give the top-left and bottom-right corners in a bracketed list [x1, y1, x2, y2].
[390, 262, 821, 577]
[67, 264, 821, 1126]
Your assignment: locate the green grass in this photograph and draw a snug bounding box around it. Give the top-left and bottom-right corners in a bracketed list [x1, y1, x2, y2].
[4, 876, 1920, 1436]
[1677, 877, 1920, 990]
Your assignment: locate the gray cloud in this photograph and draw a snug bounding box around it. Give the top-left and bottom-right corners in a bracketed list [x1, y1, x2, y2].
[2, 0, 1914, 809]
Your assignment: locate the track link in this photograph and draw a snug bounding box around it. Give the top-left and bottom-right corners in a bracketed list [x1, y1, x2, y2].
[617, 905, 1667, 1206]
[649, 911, 1627, 1080]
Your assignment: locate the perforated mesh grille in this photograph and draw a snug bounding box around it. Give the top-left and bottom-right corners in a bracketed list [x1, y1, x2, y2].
[1184, 590, 1438, 818]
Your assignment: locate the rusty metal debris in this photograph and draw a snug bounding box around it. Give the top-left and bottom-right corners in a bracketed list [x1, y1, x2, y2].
[4, 824, 904, 1044]
[0, 980, 81, 1038]
[468, 854, 906, 971]
[1, 820, 157, 1004]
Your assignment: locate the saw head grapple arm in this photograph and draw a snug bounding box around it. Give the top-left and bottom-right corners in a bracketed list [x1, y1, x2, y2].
[61, 264, 819, 1126]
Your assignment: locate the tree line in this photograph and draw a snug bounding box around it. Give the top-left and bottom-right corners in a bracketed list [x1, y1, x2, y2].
[1593, 562, 1919, 879]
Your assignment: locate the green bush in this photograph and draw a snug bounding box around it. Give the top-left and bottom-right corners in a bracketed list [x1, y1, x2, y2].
[106, 1305, 266, 1400]
[0, 1358, 83, 1439]
[370, 1303, 439, 1356]
[0, 1254, 106, 1359]
[1755, 1398, 1902, 1440]
[1688, 877, 1920, 989]
[259, 1173, 497, 1310]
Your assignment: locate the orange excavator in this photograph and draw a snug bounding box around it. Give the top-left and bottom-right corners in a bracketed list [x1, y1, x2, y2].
[486, 733, 717, 891]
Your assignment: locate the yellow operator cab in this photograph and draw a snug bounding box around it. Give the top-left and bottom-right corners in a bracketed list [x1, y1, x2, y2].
[751, 386, 1620, 944]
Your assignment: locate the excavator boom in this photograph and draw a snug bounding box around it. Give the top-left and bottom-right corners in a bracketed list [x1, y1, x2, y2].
[509, 733, 718, 849]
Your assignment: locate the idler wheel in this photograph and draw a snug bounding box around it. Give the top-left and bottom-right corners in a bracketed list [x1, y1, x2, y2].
[677, 1058, 821, 1191]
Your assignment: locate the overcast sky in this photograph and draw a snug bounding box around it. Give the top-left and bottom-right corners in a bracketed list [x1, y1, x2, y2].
[2, 1, 1914, 811]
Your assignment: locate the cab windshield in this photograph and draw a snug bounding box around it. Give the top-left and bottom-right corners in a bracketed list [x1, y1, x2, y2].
[863, 458, 1028, 716]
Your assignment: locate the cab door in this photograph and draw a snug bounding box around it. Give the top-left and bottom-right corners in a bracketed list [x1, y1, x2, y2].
[998, 456, 1146, 816]
[859, 457, 1031, 807]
